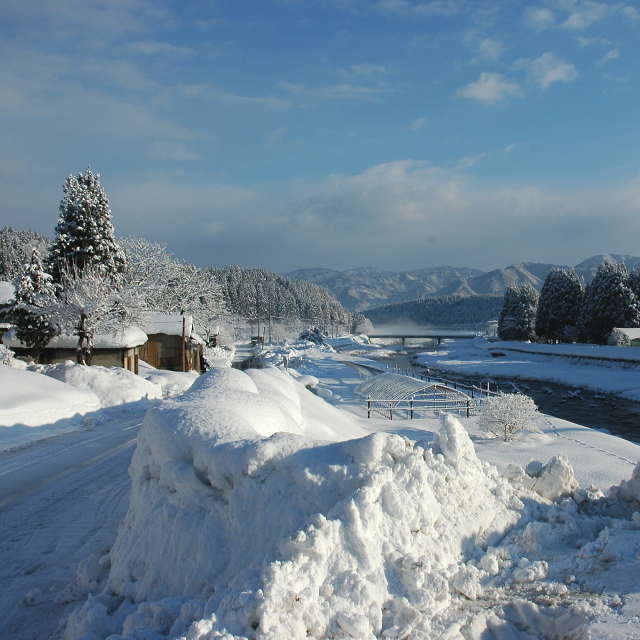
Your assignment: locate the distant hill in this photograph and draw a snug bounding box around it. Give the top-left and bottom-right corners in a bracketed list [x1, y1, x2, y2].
[287, 255, 640, 312]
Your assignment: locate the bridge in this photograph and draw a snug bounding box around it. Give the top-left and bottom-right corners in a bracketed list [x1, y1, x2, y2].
[368, 331, 477, 345]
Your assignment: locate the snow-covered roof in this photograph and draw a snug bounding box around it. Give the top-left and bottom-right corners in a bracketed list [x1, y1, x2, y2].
[143, 314, 194, 338]
[612, 327, 640, 340]
[0, 281, 15, 305]
[3, 326, 148, 349]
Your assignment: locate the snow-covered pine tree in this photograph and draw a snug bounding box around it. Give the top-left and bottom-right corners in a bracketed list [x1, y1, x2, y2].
[47, 167, 126, 282]
[11, 247, 58, 362]
[0, 227, 49, 281]
[535, 268, 585, 343]
[578, 261, 640, 344]
[498, 284, 538, 341]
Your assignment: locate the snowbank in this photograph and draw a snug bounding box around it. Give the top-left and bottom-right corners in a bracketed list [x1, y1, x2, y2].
[0, 365, 101, 451]
[64, 366, 640, 639]
[42, 361, 162, 409]
[138, 361, 199, 397]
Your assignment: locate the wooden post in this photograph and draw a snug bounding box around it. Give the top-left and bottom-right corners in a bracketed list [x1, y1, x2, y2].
[182, 315, 187, 372]
[410, 400, 414, 420]
[367, 396, 371, 419]
[466, 399, 470, 418]
[390, 405, 393, 420]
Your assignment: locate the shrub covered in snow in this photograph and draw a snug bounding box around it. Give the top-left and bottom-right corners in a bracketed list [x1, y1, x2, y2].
[299, 326, 326, 344]
[477, 393, 541, 441]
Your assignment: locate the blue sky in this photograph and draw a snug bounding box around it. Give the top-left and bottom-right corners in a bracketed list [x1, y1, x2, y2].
[2, 0, 640, 273]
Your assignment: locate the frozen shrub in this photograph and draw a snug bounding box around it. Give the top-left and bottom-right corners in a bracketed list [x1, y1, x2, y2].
[478, 393, 540, 441]
[299, 326, 325, 344]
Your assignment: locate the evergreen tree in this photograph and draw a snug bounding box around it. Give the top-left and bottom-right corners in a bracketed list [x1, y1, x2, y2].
[48, 167, 126, 282]
[578, 262, 640, 344]
[11, 248, 58, 361]
[0, 227, 49, 281]
[498, 284, 538, 341]
[535, 268, 584, 343]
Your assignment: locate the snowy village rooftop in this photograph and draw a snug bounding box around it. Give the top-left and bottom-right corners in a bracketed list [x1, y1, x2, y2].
[2, 326, 148, 350]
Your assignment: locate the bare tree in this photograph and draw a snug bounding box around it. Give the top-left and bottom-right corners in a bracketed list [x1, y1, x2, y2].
[44, 265, 147, 365]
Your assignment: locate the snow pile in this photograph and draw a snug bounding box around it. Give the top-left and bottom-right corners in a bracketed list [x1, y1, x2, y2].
[138, 361, 199, 397]
[203, 345, 235, 369]
[0, 364, 101, 451]
[41, 361, 162, 409]
[63, 366, 640, 640]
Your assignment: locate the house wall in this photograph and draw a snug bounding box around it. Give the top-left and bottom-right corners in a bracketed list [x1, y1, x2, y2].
[9, 347, 141, 373]
[139, 334, 202, 372]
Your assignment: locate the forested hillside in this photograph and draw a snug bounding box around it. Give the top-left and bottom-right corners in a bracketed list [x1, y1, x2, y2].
[208, 265, 365, 329]
[364, 294, 503, 327]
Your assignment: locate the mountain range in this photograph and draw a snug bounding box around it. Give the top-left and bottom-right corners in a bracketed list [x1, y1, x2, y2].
[286, 254, 640, 312]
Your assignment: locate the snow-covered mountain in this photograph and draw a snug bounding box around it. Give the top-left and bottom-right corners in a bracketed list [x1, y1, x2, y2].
[287, 255, 640, 311]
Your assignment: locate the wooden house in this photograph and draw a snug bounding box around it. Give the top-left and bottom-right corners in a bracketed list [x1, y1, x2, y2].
[2, 326, 148, 373]
[139, 314, 204, 373]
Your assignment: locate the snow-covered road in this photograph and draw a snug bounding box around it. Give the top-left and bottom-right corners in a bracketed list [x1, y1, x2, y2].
[0, 412, 143, 640]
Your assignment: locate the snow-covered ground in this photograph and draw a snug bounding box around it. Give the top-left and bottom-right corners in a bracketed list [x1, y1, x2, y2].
[2, 338, 640, 639]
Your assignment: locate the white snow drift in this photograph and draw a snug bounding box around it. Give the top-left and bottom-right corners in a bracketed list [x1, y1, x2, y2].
[64, 366, 640, 640]
[0, 364, 101, 451]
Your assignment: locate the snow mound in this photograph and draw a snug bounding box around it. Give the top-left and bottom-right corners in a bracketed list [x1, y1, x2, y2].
[0, 364, 101, 451]
[138, 360, 199, 397]
[41, 361, 162, 409]
[64, 367, 640, 639]
[65, 367, 575, 639]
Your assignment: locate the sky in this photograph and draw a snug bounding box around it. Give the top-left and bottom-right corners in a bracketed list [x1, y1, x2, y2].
[2, 0, 640, 274]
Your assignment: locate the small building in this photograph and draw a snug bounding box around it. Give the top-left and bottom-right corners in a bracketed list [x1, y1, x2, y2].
[139, 314, 204, 373]
[2, 326, 148, 373]
[607, 328, 640, 347]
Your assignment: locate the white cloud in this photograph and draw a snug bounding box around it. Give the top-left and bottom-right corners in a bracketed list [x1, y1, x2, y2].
[128, 41, 195, 56]
[89, 161, 640, 273]
[596, 48, 619, 66]
[576, 36, 611, 45]
[514, 52, 578, 90]
[477, 38, 504, 62]
[266, 127, 287, 144]
[411, 117, 427, 130]
[276, 80, 387, 101]
[374, 0, 460, 18]
[560, 0, 609, 30]
[455, 73, 522, 105]
[524, 7, 555, 30]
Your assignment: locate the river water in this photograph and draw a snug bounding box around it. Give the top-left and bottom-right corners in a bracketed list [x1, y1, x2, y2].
[363, 342, 640, 443]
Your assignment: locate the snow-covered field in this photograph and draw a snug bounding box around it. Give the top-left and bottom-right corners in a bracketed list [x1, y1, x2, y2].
[2, 338, 640, 639]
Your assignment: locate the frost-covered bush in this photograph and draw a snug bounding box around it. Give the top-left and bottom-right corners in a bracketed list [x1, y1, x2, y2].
[0, 343, 15, 366]
[477, 393, 540, 441]
[299, 326, 325, 344]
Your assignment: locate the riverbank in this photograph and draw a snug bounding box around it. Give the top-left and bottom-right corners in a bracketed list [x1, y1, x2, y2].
[355, 341, 640, 443]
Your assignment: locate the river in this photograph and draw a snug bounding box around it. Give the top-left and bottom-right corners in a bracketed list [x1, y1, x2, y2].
[363, 341, 640, 443]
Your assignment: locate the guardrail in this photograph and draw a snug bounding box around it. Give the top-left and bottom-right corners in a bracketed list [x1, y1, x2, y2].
[366, 395, 478, 420]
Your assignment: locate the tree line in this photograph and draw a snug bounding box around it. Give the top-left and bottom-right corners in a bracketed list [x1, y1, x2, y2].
[2, 167, 360, 364]
[498, 262, 640, 344]
[363, 294, 504, 327]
